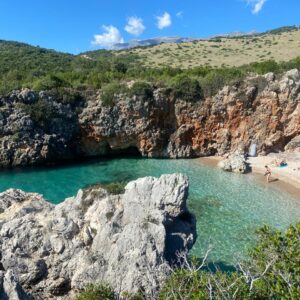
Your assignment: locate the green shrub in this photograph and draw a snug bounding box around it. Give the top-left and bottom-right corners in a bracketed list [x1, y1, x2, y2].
[199, 72, 226, 97]
[112, 61, 128, 73]
[102, 181, 127, 195]
[171, 75, 203, 102]
[52, 88, 84, 107]
[18, 99, 59, 128]
[248, 60, 279, 74]
[83, 181, 127, 197]
[159, 222, 300, 299]
[32, 74, 69, 91]
[101, 82, 127, 107]
[75, 283, 115, 300]
[128, 82, 153, 99]
[249, 223, 300, 298]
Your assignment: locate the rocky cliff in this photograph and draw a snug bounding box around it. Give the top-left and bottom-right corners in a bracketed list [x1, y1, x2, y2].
[0, 69, 299, 167]
[0, 174, 196, 299]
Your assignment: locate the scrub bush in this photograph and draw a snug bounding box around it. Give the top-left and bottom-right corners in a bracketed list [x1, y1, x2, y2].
[128, 82, 153, 99]
[101, 82, 128, 107]
[171, 75, 203, 102]
[159, 222, 300, 299]
[75, 284, 115, 300]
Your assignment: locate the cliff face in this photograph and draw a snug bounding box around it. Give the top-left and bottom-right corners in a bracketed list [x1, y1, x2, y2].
[0, 69, 299, 167]
[0, 89, 81, 167]
[0, 174, 196, 299]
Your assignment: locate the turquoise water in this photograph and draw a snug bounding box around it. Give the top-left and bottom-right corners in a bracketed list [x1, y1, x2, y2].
[1, 158, 300, 264]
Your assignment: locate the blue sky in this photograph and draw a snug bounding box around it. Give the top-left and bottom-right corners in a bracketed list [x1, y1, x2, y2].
[0, 0, 299, 53]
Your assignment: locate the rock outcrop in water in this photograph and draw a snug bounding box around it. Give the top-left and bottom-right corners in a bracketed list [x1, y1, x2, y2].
[0, 174, 196, 299]
[218, 152, 250, 174]
[0, 69, 299, 167]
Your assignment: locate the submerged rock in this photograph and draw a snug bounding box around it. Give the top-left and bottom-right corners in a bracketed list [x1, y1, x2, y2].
[0, 174, 196, 299]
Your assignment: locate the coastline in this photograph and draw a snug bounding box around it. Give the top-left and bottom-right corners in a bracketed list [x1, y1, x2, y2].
[198, 156, 300, 201]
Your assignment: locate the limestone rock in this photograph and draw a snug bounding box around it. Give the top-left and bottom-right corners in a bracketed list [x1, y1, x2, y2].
[285, 68, 300, 81]
[0, 270, 31, 300]
[0, 174, 196, 299]
[218, 152, 249, 174]
[264, 72, 275, 82]
[0, 70, 300, 168]
[285, 135, 300, 152]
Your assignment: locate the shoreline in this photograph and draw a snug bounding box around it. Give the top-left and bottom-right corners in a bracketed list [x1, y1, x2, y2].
[198, 156, 300, 201]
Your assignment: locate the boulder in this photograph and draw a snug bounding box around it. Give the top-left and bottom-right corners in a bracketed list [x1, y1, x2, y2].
[0, 174, 196, 299]
[218, 153, 250, 174]
[264, 72, 275, 82]
[285, 135, 300, 152]
[285, 69, 300, 81]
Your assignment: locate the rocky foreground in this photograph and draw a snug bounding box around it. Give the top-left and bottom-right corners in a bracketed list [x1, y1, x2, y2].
[0, 69, 299, 167]
[0, 174, 196, 299]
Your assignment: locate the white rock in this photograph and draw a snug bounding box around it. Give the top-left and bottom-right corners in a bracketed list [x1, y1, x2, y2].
[0, 270, 30, 300]
[264, 72, 275, 82]
[218, 153, 249, 174]
[285, 69, 300, 81]
[0, 174, 196, 299]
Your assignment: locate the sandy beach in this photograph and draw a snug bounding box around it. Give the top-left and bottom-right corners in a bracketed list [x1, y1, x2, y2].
[199, 154, 300, 200]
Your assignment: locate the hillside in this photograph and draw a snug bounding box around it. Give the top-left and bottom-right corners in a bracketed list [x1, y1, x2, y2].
[0, 26, 300, 95]
[117, 26, 300, 69]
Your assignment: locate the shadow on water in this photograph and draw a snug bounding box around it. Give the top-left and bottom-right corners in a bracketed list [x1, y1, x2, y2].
[189, 256, 237, 273]
[0, 155, 144, 176]
[205, 261, 237, 273]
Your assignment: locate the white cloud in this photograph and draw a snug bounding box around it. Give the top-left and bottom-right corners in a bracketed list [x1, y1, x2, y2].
[125, 17, 145, 36]
[176, 11, 184, 18]
[92, 25, 124, 48]
[156, 12, 172, 29]
[246, 0, 267, 14]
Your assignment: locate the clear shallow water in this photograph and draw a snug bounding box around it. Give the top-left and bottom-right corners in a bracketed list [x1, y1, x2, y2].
[1, 158, 299, 264]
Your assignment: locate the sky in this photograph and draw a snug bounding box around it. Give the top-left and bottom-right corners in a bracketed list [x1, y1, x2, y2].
[0, 0, 299, 54]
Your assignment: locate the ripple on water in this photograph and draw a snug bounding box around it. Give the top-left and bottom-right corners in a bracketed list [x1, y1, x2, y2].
[0, 158, 299, 264]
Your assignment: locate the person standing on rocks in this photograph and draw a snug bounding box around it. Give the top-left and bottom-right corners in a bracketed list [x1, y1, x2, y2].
[264, 165, 272, 183]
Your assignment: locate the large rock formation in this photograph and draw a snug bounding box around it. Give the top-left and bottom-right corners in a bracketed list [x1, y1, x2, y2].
[0, 89, 81, 167]
[0, 174, 196, 299]
[218, 152, 250, 174]
[0, 69, 299, 167]
[76, 69, 300, 159]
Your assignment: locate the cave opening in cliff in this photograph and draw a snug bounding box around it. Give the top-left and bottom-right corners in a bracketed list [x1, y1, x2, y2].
[108, 146, 142, 158]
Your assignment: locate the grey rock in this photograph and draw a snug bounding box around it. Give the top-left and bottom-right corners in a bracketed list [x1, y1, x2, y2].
[0, 69, 300, 168]
[285, 135, 300, 152]
[264, 72, 275, 82]
[0, 270, 31, 300]
[285, 68, 300, 81]
[218, 152, 250, 174]
[0, 174, 196, 299]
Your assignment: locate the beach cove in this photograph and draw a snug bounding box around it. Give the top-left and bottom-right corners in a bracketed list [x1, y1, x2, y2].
[1, 157, 299, 264]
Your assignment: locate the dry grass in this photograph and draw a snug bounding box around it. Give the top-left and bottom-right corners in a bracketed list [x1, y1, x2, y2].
[117, 30, 300, 69]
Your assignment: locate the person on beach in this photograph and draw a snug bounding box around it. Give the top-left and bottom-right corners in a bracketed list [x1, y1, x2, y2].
[264, 165, 272, 183]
